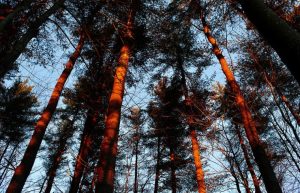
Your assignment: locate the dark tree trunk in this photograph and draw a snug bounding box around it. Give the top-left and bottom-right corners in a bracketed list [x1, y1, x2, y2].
[191, 2, 283, 193]
[0, 0, 64, 79]
[133, 128, 139, 193]
[235, 124, 262, 193]
[237, 0, 300, 84]
[44, 150, 63, 193]
[0, 0, 33, 32]
[69, 108, 100, 193]
[44, 117, 77, 193]
[229, 158, 242, 193]
[6, 33, 84, 193]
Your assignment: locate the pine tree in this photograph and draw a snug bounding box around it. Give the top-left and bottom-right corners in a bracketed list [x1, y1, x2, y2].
[6, 31, 85, 193]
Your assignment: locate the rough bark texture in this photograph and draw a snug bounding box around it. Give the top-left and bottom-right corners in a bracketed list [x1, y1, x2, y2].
[189, 129, 206, 193]
[95, 44, 130, 193]
[238, 0, 300, 84]
[192, 1, 282, 192]
[94, 1, 138, 192]
[176, 50, 207, 193]
[6, 33, 84, 193]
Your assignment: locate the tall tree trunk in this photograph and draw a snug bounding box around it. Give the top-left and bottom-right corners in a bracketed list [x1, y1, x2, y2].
[0, 0, 33, 32]
[237, 0, 300, 84]
[154, 136, 161, 193]
[192, 2, 282, 193]
[133, 127, 139, 193]
[95, 44, 130, 193]
[69, 108, 100, 193]
[39, 175, 48, 193]
[44, 117, 78, 193]
[0, 0, 64, 79]
[6, 33, 85, 193]
[44, 148, 64, 193]
[94, 1, 138, 192]
[228, 157, 242, 193]
[189, 128, 206, 193]
[235, 124, 262, 193]
[176, 48, 207, 193]
[222, 123, 251, 193]
[169, 146, 177, 193]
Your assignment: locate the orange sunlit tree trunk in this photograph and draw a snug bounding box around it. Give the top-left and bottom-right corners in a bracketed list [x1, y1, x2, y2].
[94, 1, 139, 193]
[190, 1, 282, 193]
[6, 32, 85, 193]
[189, 128, 206, 193]
[176, 51, 207, 193]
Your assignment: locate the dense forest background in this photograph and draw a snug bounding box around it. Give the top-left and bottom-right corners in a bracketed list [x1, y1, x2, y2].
[0, 0, 299, 192]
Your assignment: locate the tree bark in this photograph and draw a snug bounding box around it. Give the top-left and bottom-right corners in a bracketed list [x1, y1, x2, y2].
[237, 0, 300, 84]
[69, 108, 100, 193]
[95, 43, 131, 193]
[235, 124, 262, 193]
[6, 33, 84, 193]
[229, 157, 242, 193]
[0, 0, 64, 79]
[192, 2, 283, 193]
[94, 1, 138, 192]
[133, 127, 139, 193]
[44, 148, 64, 193]
[44, 117, 77, 193]
[189, 128, 206, 193]
[176, 48, 207, 193]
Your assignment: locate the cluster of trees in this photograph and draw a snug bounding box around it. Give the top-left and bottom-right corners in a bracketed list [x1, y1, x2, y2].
[0, 0, 299, 192]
